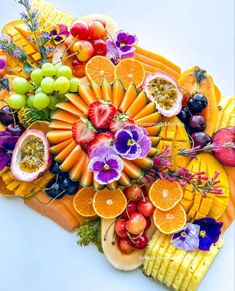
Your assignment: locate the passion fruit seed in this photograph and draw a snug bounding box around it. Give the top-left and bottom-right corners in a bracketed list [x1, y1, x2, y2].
[148, 78, 178, 110]
[20, 136, 45, 172]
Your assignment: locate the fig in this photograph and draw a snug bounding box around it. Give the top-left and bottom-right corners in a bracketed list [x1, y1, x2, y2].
[11, 129, 51, 182]
[212, 126, 235, 166]
[142, 72, 183, 117]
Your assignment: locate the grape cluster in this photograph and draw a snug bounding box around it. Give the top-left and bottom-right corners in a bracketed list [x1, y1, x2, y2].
[8, 63, 81, 111]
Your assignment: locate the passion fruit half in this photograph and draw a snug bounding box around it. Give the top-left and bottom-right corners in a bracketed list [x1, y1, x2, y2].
[142, 72, 183, 117]
[11, 129, 51, 182]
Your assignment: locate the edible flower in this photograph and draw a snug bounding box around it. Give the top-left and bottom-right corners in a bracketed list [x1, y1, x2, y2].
[194, 218, 223, 251]
[114, 124, 151, 160]
[106, 30, 137, 64]
[88, 146, 124, 185]
[0, 131, 19, 170]
[50, 24, 70, 45]
[172, 223, 200, 251]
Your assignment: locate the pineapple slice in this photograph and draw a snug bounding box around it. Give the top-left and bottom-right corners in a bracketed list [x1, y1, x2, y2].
[143, 231, 160, 274]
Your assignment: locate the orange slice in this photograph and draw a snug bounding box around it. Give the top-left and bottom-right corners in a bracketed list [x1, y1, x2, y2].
[115, 58, 145, 88]
[73, 188, 96, 217]
[153, 204, 186, 234]
[85, 56, 115, 86]
[149, 179, 183, 211]
[93, 188, 127, 219]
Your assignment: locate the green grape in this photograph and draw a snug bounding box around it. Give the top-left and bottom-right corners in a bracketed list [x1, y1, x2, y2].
[54, 62, 63, 71]
[27, 95, 35, 108]
[35, 87, 43, 94]
[12, 77, 30, 94]
[57, 65, 73, 79]
[41, 77, 55, 94]
[48, 96, 58, 110]
[54, 76, 70, 94]
[33, 93, 50, 109]
[69, 77, 81, 93]
[31, 69, 44, 85]
[8, 94, 26, 109]
[41, 63, 57, 77]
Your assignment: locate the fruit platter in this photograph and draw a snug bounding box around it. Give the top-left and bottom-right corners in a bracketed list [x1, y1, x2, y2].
[0, 0, 234, 290]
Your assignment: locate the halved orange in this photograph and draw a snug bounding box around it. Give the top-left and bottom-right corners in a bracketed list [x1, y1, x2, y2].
[93, 188, 127, 219]
[73, 188, 96, 217]
[149, 179, 183, 211]
[85, 56, 115, 86]
[153, 204, 186, 234]
[115, 58, 145, 88]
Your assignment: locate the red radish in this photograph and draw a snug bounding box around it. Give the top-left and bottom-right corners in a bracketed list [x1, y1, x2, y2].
[72, 117, 96, 145]
[109, 113, 134, 133]
[137, 197, 155, 217]
[88, 101, 117, 128]
[118, 238, 134, 254]
[87, 132, 114, 156]
[212, 126, 235, 166]
[114, 219, 127, 238]
[125, 212, 147, 235]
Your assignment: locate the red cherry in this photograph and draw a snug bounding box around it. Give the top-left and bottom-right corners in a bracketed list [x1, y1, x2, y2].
[88, 20, 106, 40]
[93, 39, 107, 56]
[118, 238, 134, 254]
[125, 212, 147, 235]
[144, 217, 151, 231]
[137, 198, 155, 217]
[114, 219, 127, 239]
[93, 18, 107, 28]
[70, 22, 90, 39]
[124, 184, 143, 201]
[131, 234, 148, 249]
[72, 62, 86, 78]
[120, 201, 137, 219]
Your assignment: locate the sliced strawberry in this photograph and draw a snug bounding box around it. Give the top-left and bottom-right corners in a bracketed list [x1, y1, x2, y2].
[109, 113, 134, 133]
[72, 117, 96, 145]
[87, 132, 115, 156]
[88, 101, 117, 129]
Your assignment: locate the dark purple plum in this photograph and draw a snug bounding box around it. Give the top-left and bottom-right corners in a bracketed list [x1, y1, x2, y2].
[0, 106, 14, 125]
[187, 93, 208, 114]
[191, 132, 212, 148]
[189, 115, 205, 132]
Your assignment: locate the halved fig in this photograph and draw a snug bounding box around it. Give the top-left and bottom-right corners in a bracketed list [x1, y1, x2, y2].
[11, 129, 51, 182]
[142, 72, 183, 117]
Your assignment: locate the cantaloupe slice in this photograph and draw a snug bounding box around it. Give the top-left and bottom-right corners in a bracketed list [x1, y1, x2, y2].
[69, 152, 87, 181]
[132, 157, 153, 169]
[133, 102, 156, 120]
[65, 93, 88, 115]
[50, 138, 73, 154]
[90, 80, 103, 100]
[107, 181, 119, 190]
[112, 79, 125, 109]
[80, 160, 93, 187]
[101, 79, 112, 101]
[56, 101, 82, 117]
[47, 130, 72, 144]
[51, 110, 78, 123]
[135, 112, 161, 126]
[55, 141, 77, 163]
[118, 172, 131, 186]
[78, 85, 96, 105]
[119, 83, 138, 112]
[49, 120, 72, 130]
[60, 145, 83, 172]
[125, 91, 148, 118]
[122, 159, 144, 180]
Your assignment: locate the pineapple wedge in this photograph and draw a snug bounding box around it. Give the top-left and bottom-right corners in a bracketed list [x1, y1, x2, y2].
[157, 244, 177, 282]
[187, 238, 224, 290]
[143, 231, 160, 274]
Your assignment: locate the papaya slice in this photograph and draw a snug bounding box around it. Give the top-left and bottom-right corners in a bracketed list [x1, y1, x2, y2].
[122, 159, 144, 180]
[51, 110, 78, 123]
[69, 152, 87, 181]
[125, 91, 148, 118]
[55, 141, 77, 163]
[60, 195, 84, 226]
[78, 85, 96, 105]
[49, 120, 72, 130]
[133, 102, 156, 120]
[65, 93, 88, 115]
[60, 145, 83, 172]
[101, 79, 112, 101]
[50, 138, 73, 154]
[56, 101, 82, 117]
[47, 130, 72, 144]
[178, 66, 218, 136]
[112, 79, 125, 109]
[119, 83, 138, 112]
[90, 80, 102, 100]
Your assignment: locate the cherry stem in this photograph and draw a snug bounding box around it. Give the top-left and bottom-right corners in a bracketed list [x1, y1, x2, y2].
[127, 231, 144, 243]
[104, 220, 116, 241]
[62, 35, 79, 58]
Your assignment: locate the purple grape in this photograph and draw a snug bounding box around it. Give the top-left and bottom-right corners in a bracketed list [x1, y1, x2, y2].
[189, 115, 205, 132]
[177, 107, 191, 123]
[192, 132, 212, 148]
[0, 106, 13, 125]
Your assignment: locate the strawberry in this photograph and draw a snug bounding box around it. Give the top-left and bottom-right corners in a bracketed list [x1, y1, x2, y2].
[88, 101, 117, 129]
[109, 113, 134, 133]
[87, 132, 115, 156]
[72, 117, 96, 145]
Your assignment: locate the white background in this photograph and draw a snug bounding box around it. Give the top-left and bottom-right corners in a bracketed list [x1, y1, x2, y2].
[0, 0, 234, 291]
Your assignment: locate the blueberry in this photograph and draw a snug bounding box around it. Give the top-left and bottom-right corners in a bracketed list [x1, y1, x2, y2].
[50, 160, 63, 174]
[60, 177, 79, 195]
[177, 107, 191, 123]
[187, 93, 208, 114]
[188, 115, 205, 132]
[45, 177, 65, 199]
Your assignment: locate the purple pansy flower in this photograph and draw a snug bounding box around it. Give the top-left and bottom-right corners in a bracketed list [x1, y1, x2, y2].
[172, 223, 200, 251]
[114, 124, 151, 160]
[194, 218, 223, 251]
[0, 131, 19, 171]
[50, 24, 70, 45]
[106, 30, 137, 64]
[88, 146, 124, 185]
